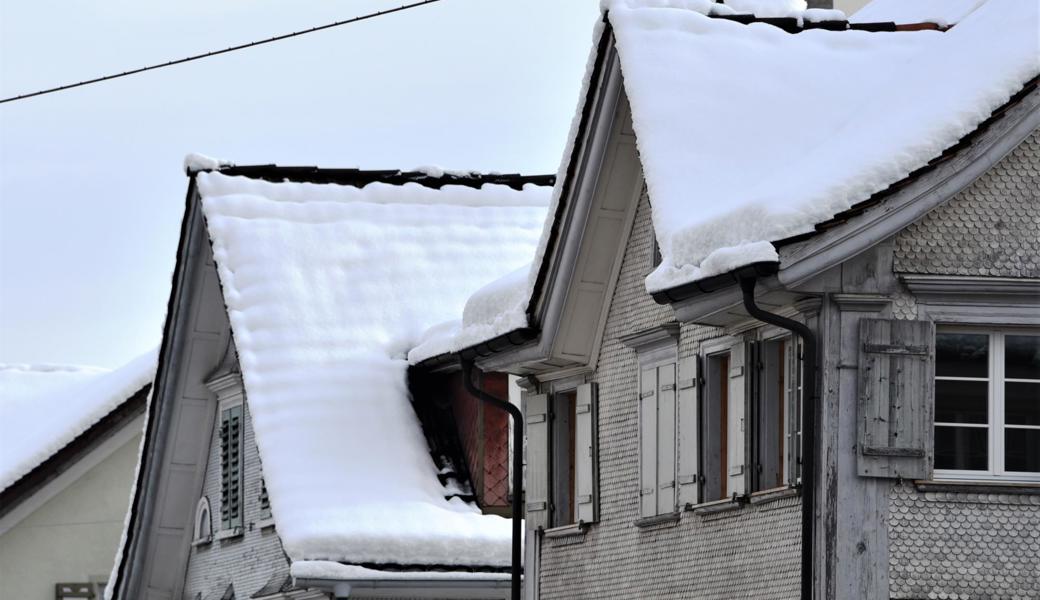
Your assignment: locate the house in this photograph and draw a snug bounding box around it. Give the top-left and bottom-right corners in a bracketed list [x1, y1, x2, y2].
[107, 160, 553, 600]
[0, 352, 154, 599]
[410, 0, 1040, 598]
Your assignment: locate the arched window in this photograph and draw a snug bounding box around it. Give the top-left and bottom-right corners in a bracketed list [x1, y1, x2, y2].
[193, 496, 213, 545]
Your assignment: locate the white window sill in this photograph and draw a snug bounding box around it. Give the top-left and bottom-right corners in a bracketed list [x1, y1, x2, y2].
[633, 511, 681, 529]
[915, 480, 1040, 495]
[689, 497, 744, 516]
[214, 527, 243, 541]
[191, 535, 212, 547]
[543, 522, 591, 539]
[255, 517, 276, 531]
[748, 486, 800, 505]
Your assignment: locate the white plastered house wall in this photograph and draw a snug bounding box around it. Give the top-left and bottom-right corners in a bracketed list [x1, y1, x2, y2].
[0, 355, 153, 600]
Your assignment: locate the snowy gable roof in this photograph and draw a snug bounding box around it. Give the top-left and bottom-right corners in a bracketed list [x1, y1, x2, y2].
[606, 0, 1039, 292]
[196, 170, 550, 567]
[410, 0, 1039, 362]
[0, 350, 155, 492]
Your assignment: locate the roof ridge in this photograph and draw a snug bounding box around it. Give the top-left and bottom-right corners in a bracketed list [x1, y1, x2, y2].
[201, 164, 555, 191]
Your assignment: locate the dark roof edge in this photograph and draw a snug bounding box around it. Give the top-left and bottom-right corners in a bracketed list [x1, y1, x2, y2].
[111, 175, 202, 599]
[650, 262, 780, 305]
[0, 383, 149, 518]
[412, 328, 540, 372]
[296, 560, 512, 574]
[192, 164, 555, 192]
[652, 75, 1040, 306]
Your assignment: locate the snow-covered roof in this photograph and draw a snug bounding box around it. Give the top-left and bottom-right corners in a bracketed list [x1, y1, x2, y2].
[409, 0, 1039, 361]
[0, 350, 155, 492]
[611, 0, 1038, 292]
[196, 171, 550, 567]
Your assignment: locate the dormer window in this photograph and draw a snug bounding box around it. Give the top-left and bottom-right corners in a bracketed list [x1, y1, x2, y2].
[192, 497, 212, 546]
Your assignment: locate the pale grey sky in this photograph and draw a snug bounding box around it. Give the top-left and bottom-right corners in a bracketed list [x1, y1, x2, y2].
[0, 0, 601, 368]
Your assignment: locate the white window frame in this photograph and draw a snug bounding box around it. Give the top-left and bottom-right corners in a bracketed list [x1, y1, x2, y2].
[934, 327, 1040, 483]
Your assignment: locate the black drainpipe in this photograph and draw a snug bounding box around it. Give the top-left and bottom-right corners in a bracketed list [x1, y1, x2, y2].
[739, 276, 817, 600]
[461, 359, 523, 600]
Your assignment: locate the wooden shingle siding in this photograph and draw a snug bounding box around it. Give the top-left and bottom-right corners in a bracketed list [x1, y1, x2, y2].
[857, 319, 935, 479]
[536, 191, 801, 599]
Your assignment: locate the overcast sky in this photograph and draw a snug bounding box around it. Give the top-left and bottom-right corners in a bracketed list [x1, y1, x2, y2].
[0, 0, 601, 368]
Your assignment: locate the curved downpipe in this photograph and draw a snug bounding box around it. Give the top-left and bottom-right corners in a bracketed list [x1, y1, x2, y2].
[739, 277, 818, 600]
[461, 359, 524, 600]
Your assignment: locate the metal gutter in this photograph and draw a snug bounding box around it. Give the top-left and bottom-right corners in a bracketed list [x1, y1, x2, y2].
[460, 360, 524, 600]
[295, 576, 511, 599]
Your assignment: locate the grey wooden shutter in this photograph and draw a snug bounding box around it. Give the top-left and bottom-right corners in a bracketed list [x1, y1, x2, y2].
[727, 340, 747, 497]
[657, 363, 678, 514]
[220, 404, 243, 530]
[676, 356, 700, 507]
[858, 319, 935, 479]
[575, 383, 598, 524]
[525, 393, 550, 530]
[639, 366, 658, 517]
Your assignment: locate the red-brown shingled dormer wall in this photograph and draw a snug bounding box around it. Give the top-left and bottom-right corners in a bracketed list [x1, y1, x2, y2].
[448, 371, 511, 514]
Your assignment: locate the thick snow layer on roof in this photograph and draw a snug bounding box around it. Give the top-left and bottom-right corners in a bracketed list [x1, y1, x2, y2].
[851, 0, 986, 25]
[197, 172, 549, 566]
[604, 0, 1039, 292]
[0, 351, 155, 491]
[291, 561, 510, 581]
[183, 152, 233, 174]
[409, 263, 531, 363]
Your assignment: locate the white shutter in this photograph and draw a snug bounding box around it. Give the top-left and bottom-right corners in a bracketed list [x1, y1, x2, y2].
[525, 393, 550, 530]
[638, 366, 658, 517]
[727, 340, 747, 497]
[786, 338, 802, 486]
[575, 383, 598, 524]
[656, 363, 677, 514]
[676, 356, 700, 507]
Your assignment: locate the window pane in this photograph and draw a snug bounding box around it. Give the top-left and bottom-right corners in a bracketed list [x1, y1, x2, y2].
[934, 426, 987, 471]
[935, 380, 988, 424]
[1005, 382, 1040, 426]
[1004, 428, 1040, 473]
[936, 333, 989, 378]
[1005, 335, 1040, 380]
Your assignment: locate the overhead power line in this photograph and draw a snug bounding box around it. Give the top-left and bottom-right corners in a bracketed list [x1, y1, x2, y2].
[0, 0, 441, 105]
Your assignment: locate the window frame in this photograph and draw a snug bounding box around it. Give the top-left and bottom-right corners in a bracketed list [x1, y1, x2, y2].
[934, 326, 1040, 483]
[701, 345, 731, 503]
[548, 388, 579, 528]
[750, 331, 802, 493]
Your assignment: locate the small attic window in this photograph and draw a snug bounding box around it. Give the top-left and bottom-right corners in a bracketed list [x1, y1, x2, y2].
[192, 497, 213, 546]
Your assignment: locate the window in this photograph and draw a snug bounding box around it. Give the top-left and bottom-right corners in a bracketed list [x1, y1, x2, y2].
[220, 403, 244, 531]
[524, 383, 598, 530]
[193, 496, 213, 545]
[934, 329, 1040, 481]
[750, 336, 802, 492]
[550, 391, 578, 527]
[702, 352, 729, 502]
